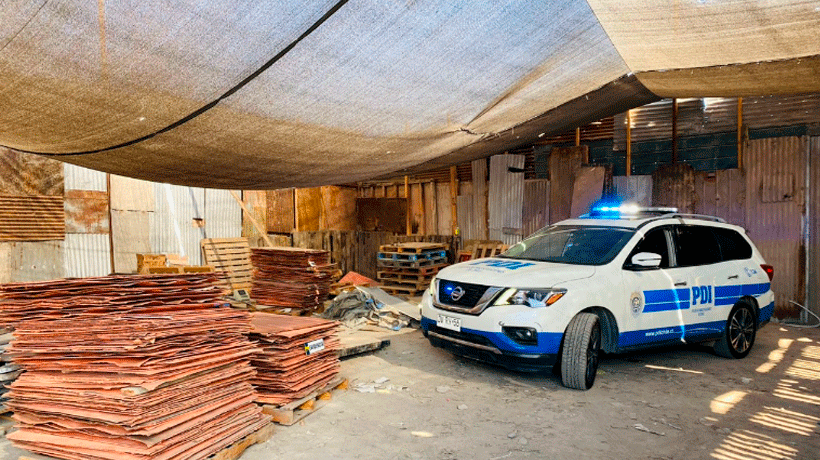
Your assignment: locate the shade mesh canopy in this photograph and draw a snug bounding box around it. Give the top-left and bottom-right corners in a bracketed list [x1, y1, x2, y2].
[0, 0, 818, 188]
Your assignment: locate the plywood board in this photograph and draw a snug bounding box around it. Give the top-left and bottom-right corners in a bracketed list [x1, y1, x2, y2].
[109, 175, 154, 211]
[8, 240, 64, 282]
[296, 187, 322, 232]
[64, 190, 109, 234]
[266, 189, 294, 234]
[570, 166, 607, 218]
[548, 146, 586, 223]
[111, 210, 151, 274]
[321, 186, 357, 231]
[357, 198, 407, 233]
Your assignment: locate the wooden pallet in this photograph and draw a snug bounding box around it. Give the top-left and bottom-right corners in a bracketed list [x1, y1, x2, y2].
[378, 250, 446, 262]
[260, 377, 348, 426]
[18, 422, 275, 460]
[201, 238, 253, 292]
[377, 256, 446, 269]
[377, 263, 447, 276]
[377, 271, 436, 282]
[379, 278, 428, 289]
[380, 285, 426, 296]
[378, 242, 446, 254]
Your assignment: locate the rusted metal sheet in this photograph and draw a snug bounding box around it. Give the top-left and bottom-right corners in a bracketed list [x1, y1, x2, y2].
[744, 136, 806, 316]
[489, 155, 525, 245]
[613, 175, 652, 206]
[693, 169, 746, 227]
[523, 180, 549, 237]
[806, 136, 820, 321]
[64, 233, 111, 277]
[64, 190, 109, 234]
[548, 146, 585, 223]
[64, 163, 106, 191]
[652, 163, 696, 212]
[0, 147, 63, 196]
[266, 188, 294, 234]
[0, 195, 65, 241]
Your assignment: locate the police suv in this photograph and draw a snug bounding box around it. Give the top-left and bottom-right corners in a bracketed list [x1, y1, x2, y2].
[421, 206, 775, 390]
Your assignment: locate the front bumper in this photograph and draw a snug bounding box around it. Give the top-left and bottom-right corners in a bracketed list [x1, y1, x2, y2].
[421, 317, 560, 371]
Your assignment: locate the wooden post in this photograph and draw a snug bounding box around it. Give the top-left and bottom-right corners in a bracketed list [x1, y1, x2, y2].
[484, 159, 490, 240]
[229, 190, 273, 247]
[404, 175, 411, 235]
[420, 182, 427, 236]
[450, 166, 458, 236]
[672, 98, 678, 164]
[106, 173, 115, 274]
[575, 127, 581, 146]
[626, 110, 632, 177]
[737, 97, 744, 169]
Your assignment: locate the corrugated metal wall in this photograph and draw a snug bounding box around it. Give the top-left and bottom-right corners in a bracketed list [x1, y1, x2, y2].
[807, 136, 820, 321]
[63, 164, 110, 277]
[470, 158, 488, 239]
[522, 180, 549, 237]
[744, 137, 806, 313]
[151, 184, 205, 266]
[488, 154, 525, 246]
[205, 189, 242, 240]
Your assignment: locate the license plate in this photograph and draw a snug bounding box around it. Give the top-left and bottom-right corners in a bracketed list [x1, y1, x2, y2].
[304, 338, 325, 355]
[437, 314, 461, 332]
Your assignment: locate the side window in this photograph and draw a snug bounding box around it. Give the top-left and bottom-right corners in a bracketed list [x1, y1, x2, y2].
[674, 225, 722, 267]
[627, 228, 670, 268]
[712, 228, 753, 261]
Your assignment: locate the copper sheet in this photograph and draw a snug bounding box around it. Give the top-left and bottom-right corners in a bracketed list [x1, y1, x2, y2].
[250, 248, 333, 311]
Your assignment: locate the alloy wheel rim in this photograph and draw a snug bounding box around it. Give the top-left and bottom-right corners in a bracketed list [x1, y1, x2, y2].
[729, 308, 754, 353]
[586, 326, 600, 385]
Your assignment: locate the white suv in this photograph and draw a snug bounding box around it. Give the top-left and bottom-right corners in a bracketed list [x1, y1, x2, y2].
[421, 206, 775, 390]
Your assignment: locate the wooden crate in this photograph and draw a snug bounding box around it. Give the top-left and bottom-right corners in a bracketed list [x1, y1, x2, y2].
[261, 377, 348, 426]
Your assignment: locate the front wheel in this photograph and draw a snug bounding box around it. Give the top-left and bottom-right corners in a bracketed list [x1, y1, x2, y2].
[561, 313, 601, 390]
[714, 302, 757, 359]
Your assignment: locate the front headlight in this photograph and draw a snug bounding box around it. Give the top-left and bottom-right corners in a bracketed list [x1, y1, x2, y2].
[500, 288, 566, 308]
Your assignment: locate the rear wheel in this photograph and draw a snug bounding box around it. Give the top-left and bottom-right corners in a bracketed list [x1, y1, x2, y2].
[561, 313, 601, 390]
[714, 302, 757, 359]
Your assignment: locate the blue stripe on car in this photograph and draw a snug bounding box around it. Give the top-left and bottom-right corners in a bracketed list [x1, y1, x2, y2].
[421, 317, 563, 355]
[643, 288, 690, 312]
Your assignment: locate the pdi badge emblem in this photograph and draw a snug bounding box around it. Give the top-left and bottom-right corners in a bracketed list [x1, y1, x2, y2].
[630, 292, 643, 317]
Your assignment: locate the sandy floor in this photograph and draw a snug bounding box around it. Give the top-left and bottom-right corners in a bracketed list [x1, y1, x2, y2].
[2, 323, 819, 460]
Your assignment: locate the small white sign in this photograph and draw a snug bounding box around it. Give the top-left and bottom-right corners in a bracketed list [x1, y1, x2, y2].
[437, 314, 461, 332]
[305, 338, 325, 355]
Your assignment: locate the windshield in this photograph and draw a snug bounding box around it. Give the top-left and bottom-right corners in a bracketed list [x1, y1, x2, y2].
[502, 225, 635, 265]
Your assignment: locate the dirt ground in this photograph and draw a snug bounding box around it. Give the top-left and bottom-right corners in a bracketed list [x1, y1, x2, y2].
[1, 322, 818, 460]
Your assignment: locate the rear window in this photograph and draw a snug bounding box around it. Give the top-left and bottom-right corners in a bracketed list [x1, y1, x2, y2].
[712, 227, 753, 261]
[503, 225, 635, 266]
[674, 225, 722, 267]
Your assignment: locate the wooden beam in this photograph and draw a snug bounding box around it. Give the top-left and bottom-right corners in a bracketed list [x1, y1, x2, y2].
[229, 190, 273, 247]
[450, 166, 458, 236]
[420, 183, 427, 236]
[404, 175, 411, 235]
[626, 110, 632, 177]
[575, 127, 581, 146]
[737, 97, 744, 169]
[672, 98, 678, 164]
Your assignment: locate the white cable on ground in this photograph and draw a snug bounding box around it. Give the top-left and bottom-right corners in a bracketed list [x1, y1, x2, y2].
[780, 300, 820, 329]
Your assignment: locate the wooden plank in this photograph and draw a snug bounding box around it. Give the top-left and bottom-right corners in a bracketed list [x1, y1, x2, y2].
[549, 146, 587, 223]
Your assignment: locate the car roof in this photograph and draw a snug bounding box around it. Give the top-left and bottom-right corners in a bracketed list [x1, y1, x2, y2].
[558, 213, 744, 232]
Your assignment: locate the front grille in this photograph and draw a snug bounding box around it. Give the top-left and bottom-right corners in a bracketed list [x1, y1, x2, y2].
[437, 279, 490, 308]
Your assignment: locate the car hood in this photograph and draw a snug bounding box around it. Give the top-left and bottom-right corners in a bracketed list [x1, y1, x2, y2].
[435, 257, 596, 288]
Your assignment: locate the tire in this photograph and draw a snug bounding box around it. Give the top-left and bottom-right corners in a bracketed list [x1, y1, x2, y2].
[714, 301, 757, 359]
[561, 313, 601, 390]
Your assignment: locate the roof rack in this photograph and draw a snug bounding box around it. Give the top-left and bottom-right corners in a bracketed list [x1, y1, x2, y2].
[667, 213, 726, 223]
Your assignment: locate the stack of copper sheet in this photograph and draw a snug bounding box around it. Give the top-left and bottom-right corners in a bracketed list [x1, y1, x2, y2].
[250, 313, 340, 406]
[0, 274, 269, 460]
[250, 247, 334, 312]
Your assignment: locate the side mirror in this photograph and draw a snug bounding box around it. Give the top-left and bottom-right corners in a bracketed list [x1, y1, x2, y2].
[631, 252, 662, 268]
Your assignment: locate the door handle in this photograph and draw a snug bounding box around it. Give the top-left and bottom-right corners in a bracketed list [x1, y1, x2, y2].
[674, 281, 687, 287]
[728, 274, 739, 280]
